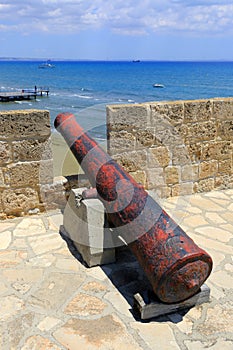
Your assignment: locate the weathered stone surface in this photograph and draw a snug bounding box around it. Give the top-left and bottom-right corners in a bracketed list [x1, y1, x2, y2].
[21, 335, 61, 350]
[184, 100, 212, 123]
[184, 339, 233, 350]
[0, 168, 5, 187]
[171, 182, 193, 196]
[28, 233, 63, 255]
[151, 101, 184, 126]
[181, 164, 199, 182]
[108, 130, 135, 154]
[28, 272, 85, 311]
[37, 316, 61, 332]
[64, 293, 107, 316]
[187, 143, 202, 163]
[194, 178, 215, 193]
[148, 146, 170, 168]
[201, 141, 231, 161]
[213, 98, 233, 120]
[82, 281, 107, 293]
[113, 150, 147, 172]
[0, 141, 11, 165]
[0, 295, 25, 321]
[199, 160, 218, 179]
[1, 188, 39, 215]
[218, 120, 233, 139]
[9, 110, 51, 138]
[5, 162, 41, 187]
[0, 230, 12, 249]
[2, 268, 43, 294]
[135, 128, 156, 148]
[165, 166, 180, 184]
[197, 304, 233, 335]
[12, 138, 52, 162]
[14, 217, 46, 237]
[53, 315, 143, 350]
[185, 121, 217, 142]
[147, 167, 165, 189]
[129, 170, 147, 188]
[172, 145, 191, 165]
[107, 104, 150, 131]
[218, 159, 232, 174]
[132, 322, 180, 350]
[0, 250, 27, 268]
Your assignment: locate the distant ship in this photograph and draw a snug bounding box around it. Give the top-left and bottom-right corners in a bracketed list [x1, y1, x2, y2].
[38, 60, 55, 69]
[132, 60, 141, 63]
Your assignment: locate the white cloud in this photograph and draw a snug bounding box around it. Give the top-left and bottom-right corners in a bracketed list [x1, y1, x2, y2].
[0, 0, 233, 36]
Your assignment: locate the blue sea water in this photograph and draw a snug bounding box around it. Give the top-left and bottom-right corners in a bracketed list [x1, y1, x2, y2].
[1, 60, 233, 140]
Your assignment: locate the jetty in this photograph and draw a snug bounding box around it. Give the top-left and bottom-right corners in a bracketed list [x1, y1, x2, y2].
[0, 87, 49, 102]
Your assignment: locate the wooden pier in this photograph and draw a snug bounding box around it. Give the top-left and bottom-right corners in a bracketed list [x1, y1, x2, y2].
[0, 88, 49, 102]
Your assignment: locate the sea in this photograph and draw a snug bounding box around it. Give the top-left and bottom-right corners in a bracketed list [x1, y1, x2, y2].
[1, 60, 233, 141]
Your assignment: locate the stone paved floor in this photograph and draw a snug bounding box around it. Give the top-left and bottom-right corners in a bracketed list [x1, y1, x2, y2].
[0, 189, 232, 350]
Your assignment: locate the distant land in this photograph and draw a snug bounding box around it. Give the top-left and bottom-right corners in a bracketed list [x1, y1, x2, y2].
[0, 57, 233, 62]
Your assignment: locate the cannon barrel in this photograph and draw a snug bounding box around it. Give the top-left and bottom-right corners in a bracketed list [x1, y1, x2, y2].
[55, 112, 212, 303]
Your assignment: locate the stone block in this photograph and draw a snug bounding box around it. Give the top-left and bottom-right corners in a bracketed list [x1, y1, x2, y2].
[215, 174, 233, 190]
[1, 188, 40, 215]
[181, 164, 199, 182]
[171, 182, 194, 196]
[199, 160, 218, 179]
[0, 169, 5, 187]
[151, 101, 184, 126]
[187, 143, 202, 163]
[194, 178, 215, 193]
[9, 110, 51, 138]
[151, 115, 184, 147]
[63, 188, 116, 267]
[113, 150, 147, 172]
[213, 98, 233, 120]
[12, 138, 52, 162]
[201, 141, 232, 161]
[184, 100, 212, 123]
[135, 127, 156, 148]
[218, 120, 233, 140]
[185, 121, 217, 142]
[172, 145, 191, 165]
[129, 170, 147, 188]
[107, 130, 136, 155]
[165, 166, 180, 185]
[146, 167, 165, 190]
[107, 104, 150, 131]
[218, 159, 232, 174]
[4, 160, 53, 187]
[40, 176, 68, 210]
[148, 146, 171, 168]
[0, 141, 12, 165]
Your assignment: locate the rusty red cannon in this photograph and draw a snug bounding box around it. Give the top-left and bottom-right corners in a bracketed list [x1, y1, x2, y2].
[55, 112, 212, 304]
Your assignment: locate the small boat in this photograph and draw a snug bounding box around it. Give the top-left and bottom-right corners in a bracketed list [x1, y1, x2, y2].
[153, 83, 165, 88]
[38, 60, 55, 69]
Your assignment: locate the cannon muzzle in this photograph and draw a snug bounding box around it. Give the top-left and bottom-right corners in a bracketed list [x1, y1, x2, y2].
[55, 112, 212, 303]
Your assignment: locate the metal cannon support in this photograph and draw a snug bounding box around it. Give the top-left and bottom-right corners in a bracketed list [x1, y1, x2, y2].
[55, 113, 212, 304]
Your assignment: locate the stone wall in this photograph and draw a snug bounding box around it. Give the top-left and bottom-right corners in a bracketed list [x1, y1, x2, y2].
[0, 110, 55, 218]
[107, 98, 233, 198]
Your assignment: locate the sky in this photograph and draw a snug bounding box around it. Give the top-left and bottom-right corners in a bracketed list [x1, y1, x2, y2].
[0, 0, 233, 61]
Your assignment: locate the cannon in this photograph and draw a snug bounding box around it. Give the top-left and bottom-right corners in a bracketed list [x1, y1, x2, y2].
[55, 112, 212, 304]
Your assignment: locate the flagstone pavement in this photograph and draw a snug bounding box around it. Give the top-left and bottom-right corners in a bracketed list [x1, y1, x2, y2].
[0, 189, 232, 350]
